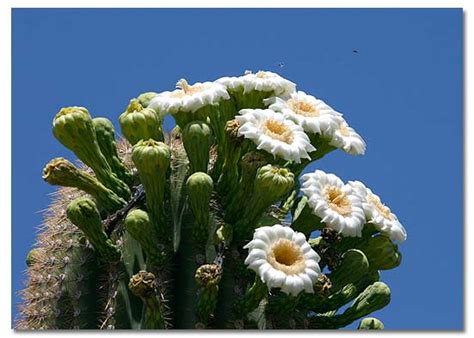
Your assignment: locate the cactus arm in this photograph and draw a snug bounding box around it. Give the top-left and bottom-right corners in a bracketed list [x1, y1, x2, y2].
[92, 117, 133, 186]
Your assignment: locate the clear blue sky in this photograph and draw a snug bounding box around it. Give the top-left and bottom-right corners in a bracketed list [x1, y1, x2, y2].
[12, 8, 463, 329]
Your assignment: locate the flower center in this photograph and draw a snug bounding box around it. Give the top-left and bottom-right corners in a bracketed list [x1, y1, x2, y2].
[267, 239, 306, 275]
[339, 124, 351, 137]
[367, 194, 393, 219]
[287, 99, 320, 117]
[255, 71, 269, 79]
[324, 186, 352, 216]
[171, 79, 205, 98]
[263, 118, 294, 144]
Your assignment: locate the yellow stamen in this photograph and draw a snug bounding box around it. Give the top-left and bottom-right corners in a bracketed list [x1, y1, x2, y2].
[263, 118, 294, 144]
[339, 124, 351, 137]
[256, 71, 269, 79]
[367, 194, 393, 220]
[127, 99, 144, 113]
[325, 186, 352, 216]
[287, 98, 320, 117]
[172, 79, 205, 98]
[267, 239, 306, 275]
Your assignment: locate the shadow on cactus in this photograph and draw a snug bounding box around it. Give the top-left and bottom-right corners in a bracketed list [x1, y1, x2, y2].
[17, 70, 407, 330]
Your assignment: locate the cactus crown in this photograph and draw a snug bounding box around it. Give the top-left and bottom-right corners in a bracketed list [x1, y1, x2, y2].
[18, 70, 407, 330]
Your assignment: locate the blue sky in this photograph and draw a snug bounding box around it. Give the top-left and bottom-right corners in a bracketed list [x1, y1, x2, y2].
[12, 8, 463, 329]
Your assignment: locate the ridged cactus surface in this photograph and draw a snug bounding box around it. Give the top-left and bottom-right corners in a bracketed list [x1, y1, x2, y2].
[17, 70, 407, 330]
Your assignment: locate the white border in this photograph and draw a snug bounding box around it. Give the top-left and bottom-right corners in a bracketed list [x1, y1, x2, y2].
[2, 1, 469, 337]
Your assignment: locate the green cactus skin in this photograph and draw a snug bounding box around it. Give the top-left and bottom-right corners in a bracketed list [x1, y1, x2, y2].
[119, 99, 164, 146]
[92, 117, 133, 186]
[52, 107, 131, 200]
[357, 234, 402, 270]
[181, 121, 212, 173]
[358, 317, 384, 330]
[128, 271, 166, 329]
[186, 172, 214, 245]
[327, 249, 370, 291]
[66, 197, 120, 261]
[43, 157, 126, 214]
[132, 139, 171, 242]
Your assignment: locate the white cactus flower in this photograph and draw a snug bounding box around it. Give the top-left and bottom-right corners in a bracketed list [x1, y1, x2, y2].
[328, 117, 366, 155]
[300, 170, 366, 237]
[217, 70, 296, 97]
[236, 108, 316, 163]
[266, 91, 342, 135]
[244, 224, 321, 296]
[349, 181, 407, 242]
[148, 78, 230, 116]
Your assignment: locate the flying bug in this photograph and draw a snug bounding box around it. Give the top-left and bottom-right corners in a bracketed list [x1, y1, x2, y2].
[277, 62, 285, 68]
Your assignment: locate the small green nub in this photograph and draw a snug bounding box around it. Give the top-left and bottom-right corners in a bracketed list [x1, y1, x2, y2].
[119, 99, 164, 145]
[182, 121, 212, 173]
[66, 197, 119, 260]
[25, 248, 42, 267]
[358, 317, 385, 330]
[92, 117, 133, 186]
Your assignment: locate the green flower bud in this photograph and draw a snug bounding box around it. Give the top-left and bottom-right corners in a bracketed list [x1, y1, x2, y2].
[43, 157, 126, 213]
[129, 270, 166, 329]
[137, 92, 158, 108]
[358, 234, 402, 270]
[52, 106, 130, 199]
[66, 197, 119, 260]
[132, 139, 171, 240]
[182, 121, 212, 173]
[186, 172, 214, 244]
[254, 165, 294, 202]
[124, 209, 165, 267]
[119, 99, 164, 146]
[339, 282, 391, 325]
[92, 117, 133, 186]
[358, 317, 384, 330]
[328, 249, 369, 291]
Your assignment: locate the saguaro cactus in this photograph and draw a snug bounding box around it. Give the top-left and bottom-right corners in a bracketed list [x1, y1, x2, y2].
[17, 70, 407, 330]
